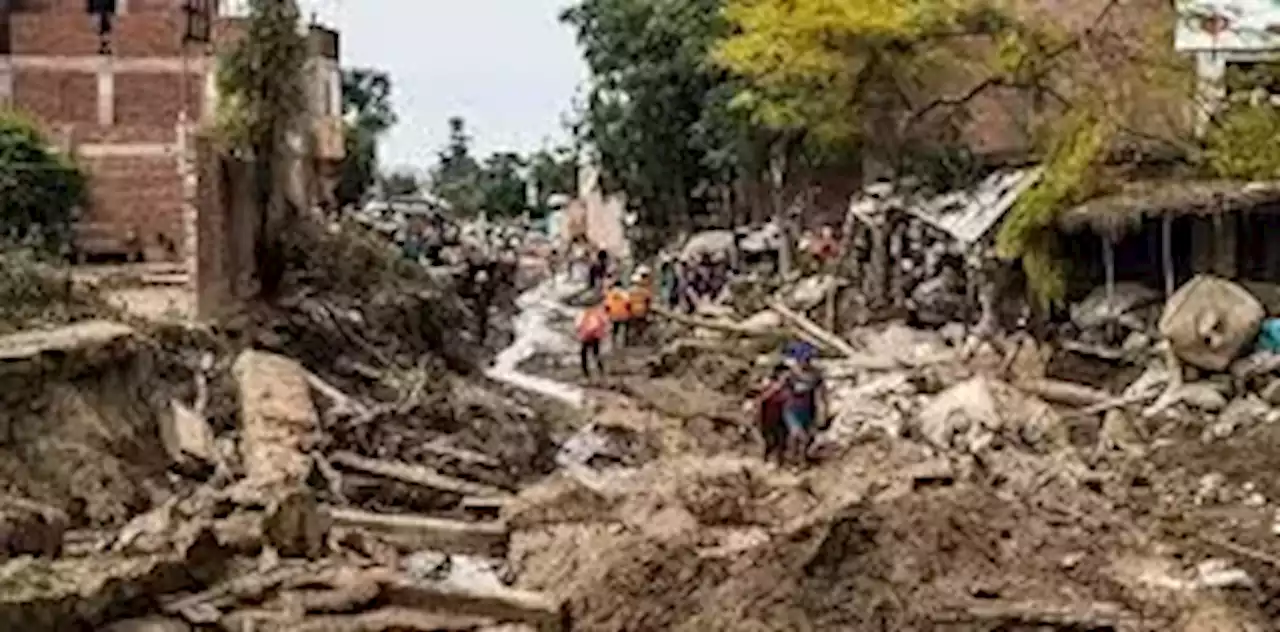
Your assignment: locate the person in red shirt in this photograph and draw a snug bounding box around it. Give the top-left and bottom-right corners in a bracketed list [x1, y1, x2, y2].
[755, 362, 791, 462]
[809, 225, 840, 266]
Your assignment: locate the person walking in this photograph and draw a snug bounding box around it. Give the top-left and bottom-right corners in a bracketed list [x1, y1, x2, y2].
[628, 268, 653, 343]
[575, 294, 609, 379]
[604, 279, 631, 348]
[781, 341, 826, 465]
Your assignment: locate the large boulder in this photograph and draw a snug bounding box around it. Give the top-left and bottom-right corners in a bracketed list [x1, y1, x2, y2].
[1158, 276, 1265, 372]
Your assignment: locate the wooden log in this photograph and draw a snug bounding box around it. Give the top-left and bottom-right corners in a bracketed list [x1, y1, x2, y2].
[222, 607, 493, 632]
[374, 571, 565, 632]
[769, 301, 859, 358]
[932, 599, 1137, 629]
[651, 305, 777, 338]
[1016, 379, 1111, 408]
[323, 507, 509, 557]
[328, 452, 509, 499]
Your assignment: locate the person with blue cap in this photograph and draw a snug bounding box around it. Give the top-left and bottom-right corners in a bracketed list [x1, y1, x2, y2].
[781, 340, 825, 465]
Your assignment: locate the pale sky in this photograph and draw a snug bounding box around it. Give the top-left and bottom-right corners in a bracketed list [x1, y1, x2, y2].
[309, 0, 587, 171]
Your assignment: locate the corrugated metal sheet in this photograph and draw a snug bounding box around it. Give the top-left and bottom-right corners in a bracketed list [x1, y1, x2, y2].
[906, 168, 1042, 244]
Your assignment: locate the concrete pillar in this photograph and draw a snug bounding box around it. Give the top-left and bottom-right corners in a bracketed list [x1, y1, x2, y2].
[97, 55, 114, 126]
[1195, 52, 1226, 135]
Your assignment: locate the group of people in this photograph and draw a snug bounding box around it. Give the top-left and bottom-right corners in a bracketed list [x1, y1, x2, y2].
[574, 249, 655, 379]
[753, 341, 827, 465]
[570, 234, 833, 465]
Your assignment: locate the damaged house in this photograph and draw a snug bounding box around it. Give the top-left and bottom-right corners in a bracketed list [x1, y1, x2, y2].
[841, 0, 1280, 342]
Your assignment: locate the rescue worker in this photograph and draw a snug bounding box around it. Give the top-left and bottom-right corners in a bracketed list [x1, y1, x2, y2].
[755, 362, 791, 463]
[781, 341, 826, 465]
[588, 250, 610, 293]
[575, 293, 609, 379]
[604, 279, 631, 348]
[628, 268, 654, 343]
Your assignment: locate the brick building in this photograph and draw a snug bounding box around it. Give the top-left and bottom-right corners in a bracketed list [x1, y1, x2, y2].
[0, 0, 344, 262]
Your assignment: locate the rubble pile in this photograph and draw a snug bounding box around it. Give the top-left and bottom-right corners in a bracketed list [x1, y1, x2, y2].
[0, 220, 573, 630]
[494, 260, 1280, 630]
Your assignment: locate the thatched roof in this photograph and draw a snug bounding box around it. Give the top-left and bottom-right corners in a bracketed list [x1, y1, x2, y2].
[1057, 179, 1280, 237]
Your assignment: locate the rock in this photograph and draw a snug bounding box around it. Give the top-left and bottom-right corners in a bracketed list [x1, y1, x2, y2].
[160, 400, 215, 473]
[1159, 275, 1265, 372]
[1100, 409, 1143, 451]
[100, 617, 191, 632]
[1071, 282, 1160, 330]
[263, 487, 329, 559]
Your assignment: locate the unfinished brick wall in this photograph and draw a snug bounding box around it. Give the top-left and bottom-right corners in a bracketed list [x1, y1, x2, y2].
[84, 154, 184, 259]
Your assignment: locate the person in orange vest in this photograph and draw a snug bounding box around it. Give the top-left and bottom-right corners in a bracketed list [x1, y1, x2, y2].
[575, 293, 609, 379]
[604, 279, 631, 348]
[628, 268, 654, 343]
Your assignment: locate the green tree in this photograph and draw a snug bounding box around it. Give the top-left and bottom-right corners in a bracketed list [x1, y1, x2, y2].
[562, 0, 763, 228]
[216, 0, 309, 297]
[381, 169, 422, 197]
[528, 145, 578, 215]
[336, 68, 397, 208]
[429, 117, 484, 214]
[0, 112, 85, 252]
[480, 152, 530, 217]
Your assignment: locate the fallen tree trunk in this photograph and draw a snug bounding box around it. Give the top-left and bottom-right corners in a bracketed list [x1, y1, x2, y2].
[1017, 379, 1111, 408]
[329, 452, 509, 499]
[323, 507, 508, 557]
[770, 301, 859, 358]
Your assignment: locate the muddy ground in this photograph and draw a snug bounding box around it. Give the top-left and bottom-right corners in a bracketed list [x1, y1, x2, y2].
[502, 302, 1280, 631]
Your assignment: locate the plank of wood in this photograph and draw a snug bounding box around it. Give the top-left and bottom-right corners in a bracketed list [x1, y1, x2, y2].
[329, 451, 509, 499]
[324, 506, 509, 557]
[375, 572, 565, 632]
[770, 301, 859, 358]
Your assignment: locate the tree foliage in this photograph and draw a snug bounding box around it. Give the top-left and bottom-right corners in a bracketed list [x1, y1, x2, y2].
[216, 0, 309, 297]
[337, 68, 397, 208]
[429, 117, 485, 214]
[480, 152, 530, 217]
[0, 112, 85, 251]
[563, 0, 762, 226]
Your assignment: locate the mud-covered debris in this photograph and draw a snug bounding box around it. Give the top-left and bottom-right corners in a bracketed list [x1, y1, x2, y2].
[0, 495, 67, 560]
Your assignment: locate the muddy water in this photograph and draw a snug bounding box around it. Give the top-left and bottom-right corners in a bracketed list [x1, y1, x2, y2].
[485, 275, 585, 407]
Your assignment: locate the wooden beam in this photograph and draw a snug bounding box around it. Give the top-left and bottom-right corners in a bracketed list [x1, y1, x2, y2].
[323, 507, 508, 557]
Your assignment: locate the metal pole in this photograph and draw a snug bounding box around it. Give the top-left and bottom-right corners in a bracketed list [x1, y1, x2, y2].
[1161, 214, 1174, 297]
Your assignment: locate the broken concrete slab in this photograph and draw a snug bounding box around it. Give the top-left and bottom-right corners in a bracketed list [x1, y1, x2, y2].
[232, 351, 320, 486]
[161, 400, 216, 473]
